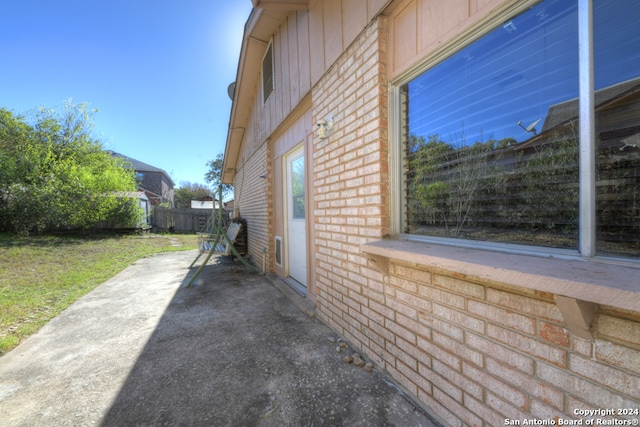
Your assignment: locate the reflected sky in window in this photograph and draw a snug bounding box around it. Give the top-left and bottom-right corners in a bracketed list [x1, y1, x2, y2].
[405, 0, 578, 146]
[594, 0, 640, 89]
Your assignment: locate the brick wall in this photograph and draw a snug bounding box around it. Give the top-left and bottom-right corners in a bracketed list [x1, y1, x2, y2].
[233, 140, 272, 269]
[312, 14, 390, 309]
[312, 13, 390, 325]
[311, 14, 640, 427]
[377, 262, 640, 426]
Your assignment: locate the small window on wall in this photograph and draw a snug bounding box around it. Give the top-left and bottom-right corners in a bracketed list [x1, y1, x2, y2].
[262, 42, 274, 103]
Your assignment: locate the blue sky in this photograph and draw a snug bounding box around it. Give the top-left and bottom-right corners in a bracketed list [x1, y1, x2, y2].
[0, 0, 253, 187]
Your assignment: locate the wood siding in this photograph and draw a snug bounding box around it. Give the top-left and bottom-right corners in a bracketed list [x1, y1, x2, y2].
[387, 0, 525, 80]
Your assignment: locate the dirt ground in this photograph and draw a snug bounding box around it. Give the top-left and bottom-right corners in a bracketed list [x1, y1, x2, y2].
[0, 250, 442, 426]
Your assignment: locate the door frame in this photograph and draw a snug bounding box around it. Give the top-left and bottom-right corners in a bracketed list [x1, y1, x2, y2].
[283, 143, 307, 291]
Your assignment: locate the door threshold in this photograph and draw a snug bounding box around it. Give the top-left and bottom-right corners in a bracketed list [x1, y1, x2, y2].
[283, 277, 306, 297]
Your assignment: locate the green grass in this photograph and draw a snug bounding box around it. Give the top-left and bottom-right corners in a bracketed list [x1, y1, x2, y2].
[0, 232, 198, 355]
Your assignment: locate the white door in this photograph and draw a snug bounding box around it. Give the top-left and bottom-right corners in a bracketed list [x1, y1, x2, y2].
[286, 147, 307, 288]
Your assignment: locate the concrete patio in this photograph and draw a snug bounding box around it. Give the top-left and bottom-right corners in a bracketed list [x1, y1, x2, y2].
[0, 250, 441, 426]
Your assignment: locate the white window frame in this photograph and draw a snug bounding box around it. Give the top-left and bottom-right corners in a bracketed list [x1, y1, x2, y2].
[390, 0, 633, 262]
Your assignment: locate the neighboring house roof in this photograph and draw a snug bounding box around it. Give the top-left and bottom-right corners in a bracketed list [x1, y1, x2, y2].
[542, 77, 640, 132]
[515, 77, 640, 151]
[107, 151, 175, 187]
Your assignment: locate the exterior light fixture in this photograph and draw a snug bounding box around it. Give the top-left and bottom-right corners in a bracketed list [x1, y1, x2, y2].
[316, 117, 334, 140]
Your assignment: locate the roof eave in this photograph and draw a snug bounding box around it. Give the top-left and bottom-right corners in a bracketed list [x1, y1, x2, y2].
[222, 2, 309, 184]
[251, 0, 308, 10]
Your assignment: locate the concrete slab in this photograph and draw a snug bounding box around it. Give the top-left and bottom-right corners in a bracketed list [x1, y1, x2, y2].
[0, 250, 441, 426]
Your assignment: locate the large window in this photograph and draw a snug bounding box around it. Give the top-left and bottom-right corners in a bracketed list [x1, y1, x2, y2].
[400, 0, 640, 258]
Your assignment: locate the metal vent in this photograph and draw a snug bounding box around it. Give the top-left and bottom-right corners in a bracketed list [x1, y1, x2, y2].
[275, 236, 282, 267]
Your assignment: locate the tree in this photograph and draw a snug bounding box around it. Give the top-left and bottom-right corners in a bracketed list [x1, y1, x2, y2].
[408, 133, 492, 237]
[0, 101, 140, 234]
[204, 153, 233, 201]
[174, 182, 213, 208]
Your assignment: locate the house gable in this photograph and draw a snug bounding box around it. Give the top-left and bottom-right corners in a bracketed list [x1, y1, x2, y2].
[107, 151, 175, 206]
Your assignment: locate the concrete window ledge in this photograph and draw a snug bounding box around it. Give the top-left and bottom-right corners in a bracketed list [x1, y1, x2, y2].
[360, 239, 640, 315]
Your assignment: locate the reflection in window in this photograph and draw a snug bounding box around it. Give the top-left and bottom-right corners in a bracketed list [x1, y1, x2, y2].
[292, 156, 305, 219]
[403, 0, 580, 249]
[402, 0, 640, 257]
[594, 0, 640, 256]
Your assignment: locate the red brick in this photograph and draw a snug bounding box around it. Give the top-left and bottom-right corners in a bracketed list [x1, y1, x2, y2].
[539, 321, 569, 347]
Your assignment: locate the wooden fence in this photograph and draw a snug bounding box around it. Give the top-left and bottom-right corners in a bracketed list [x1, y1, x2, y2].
[152, 206, 215, 233]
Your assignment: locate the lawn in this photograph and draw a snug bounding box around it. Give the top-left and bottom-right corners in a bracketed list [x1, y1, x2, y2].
[0, 233, 198, 355]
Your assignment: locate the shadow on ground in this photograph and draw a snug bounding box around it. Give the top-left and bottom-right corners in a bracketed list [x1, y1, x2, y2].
[101, 257, 439, 426]
[0, 251, 440, 426]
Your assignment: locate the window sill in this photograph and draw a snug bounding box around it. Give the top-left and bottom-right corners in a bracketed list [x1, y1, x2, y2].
[360, 238, 640, 313]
